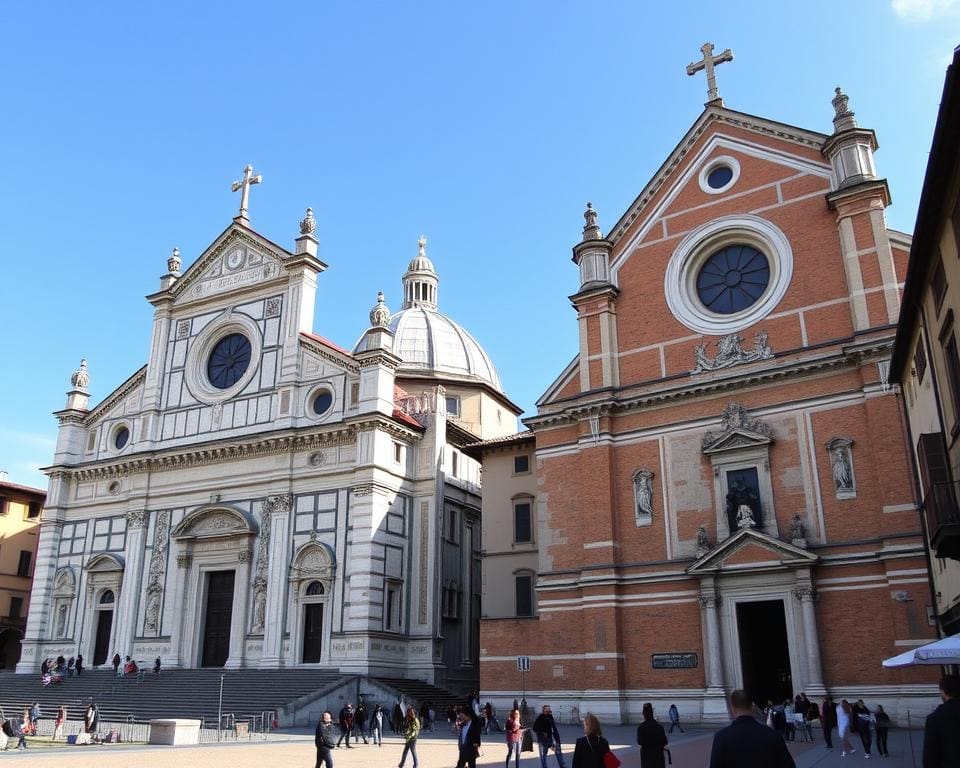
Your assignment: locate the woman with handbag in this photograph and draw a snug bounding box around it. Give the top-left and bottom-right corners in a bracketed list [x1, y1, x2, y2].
[505, 708, 523, 768]
[571, 714, 619, 768]
[636, 703, 668, 768]
[398, 706, 421, 768]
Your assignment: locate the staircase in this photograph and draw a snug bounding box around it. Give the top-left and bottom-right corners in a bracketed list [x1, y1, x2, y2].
[0, 667, 350, 725]
[372, 676, 465, 716]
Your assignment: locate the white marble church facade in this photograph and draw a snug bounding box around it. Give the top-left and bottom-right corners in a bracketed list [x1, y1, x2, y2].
[18, 184, 519, 684]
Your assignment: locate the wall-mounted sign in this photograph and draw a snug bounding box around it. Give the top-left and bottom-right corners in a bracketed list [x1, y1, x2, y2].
[651, 653, 698, 669]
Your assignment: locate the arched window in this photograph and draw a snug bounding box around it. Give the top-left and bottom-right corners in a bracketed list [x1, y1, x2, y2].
[99, 590, 115, 605]
[305, 581, 325, 597]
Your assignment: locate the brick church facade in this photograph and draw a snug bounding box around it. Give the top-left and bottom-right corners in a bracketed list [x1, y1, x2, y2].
[477, 59, 939, 722]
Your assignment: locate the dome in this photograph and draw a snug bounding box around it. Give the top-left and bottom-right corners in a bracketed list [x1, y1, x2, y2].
[352, 235, 503, 392]
[385, 306, 502, 391]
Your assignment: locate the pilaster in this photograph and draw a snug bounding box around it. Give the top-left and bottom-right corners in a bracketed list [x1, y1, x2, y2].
[259, 494, 292, 668]
[226, 549, 253, 669]
[698, 583, 728, 722]
[15, 518, 64, 673]
[163, 552, 191, 668]
[794, 583, 827, 697]
[114, 509, 149, 656]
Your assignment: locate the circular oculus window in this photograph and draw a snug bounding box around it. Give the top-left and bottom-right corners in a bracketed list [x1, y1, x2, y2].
[698, 155, 741, 195]
[310, 388, 334, 417]
[664, 215, 793, 335]
[207, 333, 252, 390]
[113, 425, 130, 451]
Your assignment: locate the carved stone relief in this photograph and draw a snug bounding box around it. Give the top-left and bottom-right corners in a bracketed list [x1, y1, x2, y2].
[252, 504, 272, 633]
[826, 437, 856, 498]
[692, 331, 773, 373]
[632, 469, 654, 526]
[144, 511, 170, 635]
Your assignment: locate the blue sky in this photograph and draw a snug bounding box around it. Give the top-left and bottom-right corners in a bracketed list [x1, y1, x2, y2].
[0, 1, 956, 489]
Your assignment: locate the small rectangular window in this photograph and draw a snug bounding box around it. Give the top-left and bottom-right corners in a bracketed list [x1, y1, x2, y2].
[17, 551, 32, 578]
[445, 396, 460, 417]
[914, 337, 928, 383]
[514, 502, 532, 543]
[451, 451, 459, 477]
[0, 497, 7, 515]
[944, 333, 960, 428]
[9, 596, 23, 619]
[27, 502, 41, 519]
[933, 255, 948, 313]
[393, 442, 402, 463]
[350, 381, 360, 405]
[447, 509, 458, 543]
[514, 455, 530, 474]
[515, 574, 533, 617]
[385, 581, 402, 632]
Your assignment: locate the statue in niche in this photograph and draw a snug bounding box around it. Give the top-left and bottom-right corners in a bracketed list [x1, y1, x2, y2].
[144, 589, 162, 634]
[832, 447, 854, 491]
[56, 604, 67, 638]
[725, 475, 761, 533]
[253, 577, 267, 631]
[695, 524, 712, 556]
[633, 470, 654, 521]
[790, 514, 808, 548]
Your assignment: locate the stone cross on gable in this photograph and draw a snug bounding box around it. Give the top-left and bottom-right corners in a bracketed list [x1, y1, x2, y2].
[231, 164, 262, 222]
[686, 42, 734, 105]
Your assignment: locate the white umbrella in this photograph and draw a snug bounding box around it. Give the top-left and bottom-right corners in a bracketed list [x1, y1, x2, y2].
[882, 634, 960, 667]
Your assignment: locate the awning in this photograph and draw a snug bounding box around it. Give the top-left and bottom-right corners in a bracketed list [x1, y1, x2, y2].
[882, 634, 960, 667]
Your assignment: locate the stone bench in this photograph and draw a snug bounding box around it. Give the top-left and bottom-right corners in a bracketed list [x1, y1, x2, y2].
[148, 718, 201, 745]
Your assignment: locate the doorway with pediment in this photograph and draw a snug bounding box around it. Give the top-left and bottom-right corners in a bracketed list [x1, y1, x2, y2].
[289, 540, 335, 665]
[169, 505, 256, 669]
[82, 553, 124, 668]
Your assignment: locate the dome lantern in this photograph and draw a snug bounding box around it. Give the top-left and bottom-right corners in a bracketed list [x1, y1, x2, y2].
[402, 235, 439, 311]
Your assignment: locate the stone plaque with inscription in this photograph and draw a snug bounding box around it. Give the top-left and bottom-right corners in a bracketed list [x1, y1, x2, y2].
[651, 652, 698, 669]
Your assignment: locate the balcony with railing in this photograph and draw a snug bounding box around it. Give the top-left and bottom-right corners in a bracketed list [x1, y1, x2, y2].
[923, 481, 960, 561]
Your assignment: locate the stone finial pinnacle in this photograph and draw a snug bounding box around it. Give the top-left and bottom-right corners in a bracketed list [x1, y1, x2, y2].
[71, 359, 90, 391]
[418, 234, 427, 257]
[299, 207, 316, 236]
[831, 86, 857, 133]
[582, 202, 602, 241]
[370, 291, 391, 328]
[167, 247, 182, 276]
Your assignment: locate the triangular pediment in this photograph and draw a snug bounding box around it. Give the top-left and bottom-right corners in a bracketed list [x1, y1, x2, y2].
[702, 427, 772, 455]
[168, 224, 291, 306]
[687, 527, 818, 575]
[607, 105, 832, 275]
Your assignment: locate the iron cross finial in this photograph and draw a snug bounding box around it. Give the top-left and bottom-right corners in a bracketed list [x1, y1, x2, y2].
[231, 164, 262, 222]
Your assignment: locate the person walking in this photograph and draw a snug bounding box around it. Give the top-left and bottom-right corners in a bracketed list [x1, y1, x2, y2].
[821, 695, 836, 750]
[455, 707, 483, 768]
[853, 699, 873, 758]
[533, 704, 567, 768]
[75, 653, 83, 676]
[505, 707, 523, 768]
[667, 703, 683, 733]
[398, 706, 420, 768]
[874, 705, 890, 758]
[12, 714, 28, 750]
[336, 703, 354, 748]
[709, 689, 795, 768]
[355, 701, 369, 744]
[371, 704, 383, 747]
[392, 701, 404, 735]
[837, 699, 856, 757]
[923, 673, 960, 767]
[112, 652, 121, 677]
[314, 711, 337, 768]
[637, 702, 668, 768]
[571, 714, 611, 768]
[84, 702, 99, 739]
[53, 706, 67, 741]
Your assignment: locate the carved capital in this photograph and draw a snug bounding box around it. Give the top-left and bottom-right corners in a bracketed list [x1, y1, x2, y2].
[237, 550, 251, 564]
[126, 509, 149, 529]
[698, 593, 721, 609]
[176, 553, 192, 569]
[263, 493, 293, 516]
[793, 585, 817, 602]
[352, 484, 373, 498]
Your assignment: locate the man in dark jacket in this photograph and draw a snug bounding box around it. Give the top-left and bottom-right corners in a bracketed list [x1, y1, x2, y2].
[710, 690, 795, 768]
[821, 695, 836, 750]
[455, 708, 483, 768]
[532, 705, 567, 768]
[315, 711, 337, 767]
[336, 703, 354, 748]
[924, 674, 960, 768]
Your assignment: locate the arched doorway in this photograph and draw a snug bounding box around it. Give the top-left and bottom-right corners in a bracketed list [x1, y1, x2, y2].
[301, 581, 325, 663]
[290, 541, 335, 665]
[93, 590, 115, 666]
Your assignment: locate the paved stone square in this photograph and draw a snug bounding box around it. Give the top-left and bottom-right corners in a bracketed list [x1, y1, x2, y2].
[0, 723, 928, 767]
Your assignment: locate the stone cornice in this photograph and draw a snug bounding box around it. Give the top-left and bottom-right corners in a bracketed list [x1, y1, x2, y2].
[84, 366, 148, 425]
[344, 413, 424, 441]
[48, 425, 357, 482]
[300, 335, 360, 374]
[526, 338, 894, 430]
